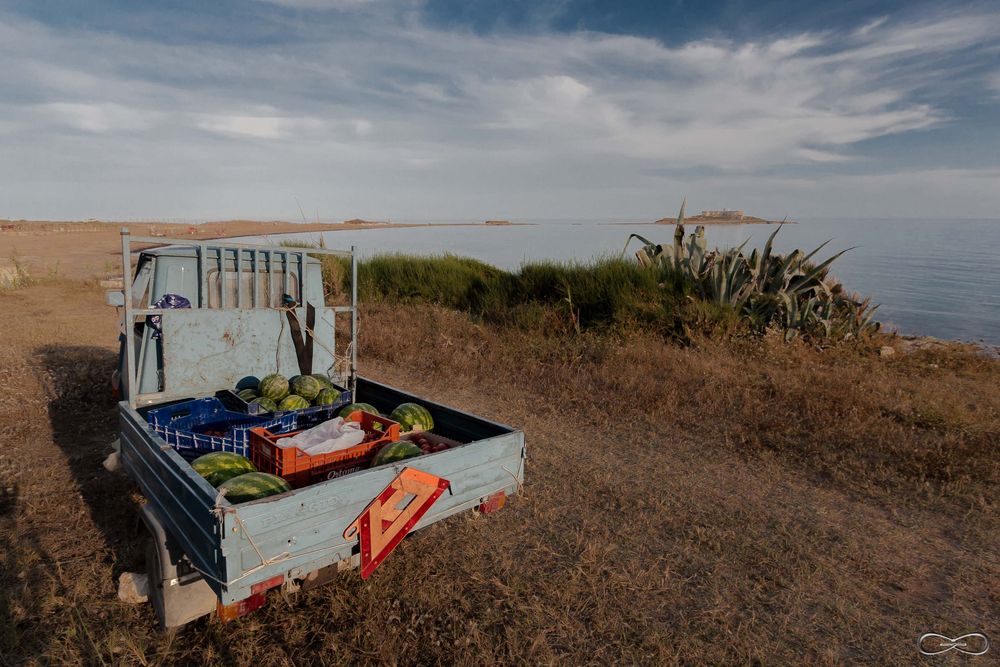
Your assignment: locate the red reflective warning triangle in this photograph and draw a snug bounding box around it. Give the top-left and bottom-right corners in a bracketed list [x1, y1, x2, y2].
[344, 467, 450, 579]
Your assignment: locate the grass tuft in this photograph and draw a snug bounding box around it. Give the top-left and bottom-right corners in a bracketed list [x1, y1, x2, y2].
[0, 255, 32, 291]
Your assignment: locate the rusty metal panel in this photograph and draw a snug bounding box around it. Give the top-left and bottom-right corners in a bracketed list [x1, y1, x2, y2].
[157, 307, 335, 402]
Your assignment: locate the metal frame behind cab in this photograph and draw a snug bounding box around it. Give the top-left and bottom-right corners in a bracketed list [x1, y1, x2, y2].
[119, 228, 358, 409]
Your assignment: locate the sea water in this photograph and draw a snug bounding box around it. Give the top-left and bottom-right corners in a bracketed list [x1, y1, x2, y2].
[240, 218, 1000, 344]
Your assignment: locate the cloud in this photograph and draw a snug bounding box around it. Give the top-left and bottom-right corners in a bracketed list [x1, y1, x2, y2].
[0, 6, 999, 218]
[855, 16, 890, 37]
[352, 119, 373, 136]
[195, 114, 325, 139]
[38, 102, 158, 133]
[253, 0, 379, 9]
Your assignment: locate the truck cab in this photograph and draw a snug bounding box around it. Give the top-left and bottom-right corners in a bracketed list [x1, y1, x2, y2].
[111, 230, 525, 629]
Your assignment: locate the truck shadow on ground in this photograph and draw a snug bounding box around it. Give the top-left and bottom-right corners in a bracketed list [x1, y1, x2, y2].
[0, 482, 101, 663]
[36, 344, 147, 579]
[0, 481, 54, 662]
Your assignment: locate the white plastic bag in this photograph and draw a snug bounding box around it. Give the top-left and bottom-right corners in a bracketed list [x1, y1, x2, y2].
[278, 417, 365, 455]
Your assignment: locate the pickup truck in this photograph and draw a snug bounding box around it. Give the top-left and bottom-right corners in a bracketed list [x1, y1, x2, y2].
[109, 230, 525, 629]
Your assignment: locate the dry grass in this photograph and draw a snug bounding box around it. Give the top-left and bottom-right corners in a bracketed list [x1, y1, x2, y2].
[0, 257, 31, 292]
[0, 282, 997, 665]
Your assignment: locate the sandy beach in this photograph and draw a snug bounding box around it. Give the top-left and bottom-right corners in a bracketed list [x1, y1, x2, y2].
[0, 220, 491, 281]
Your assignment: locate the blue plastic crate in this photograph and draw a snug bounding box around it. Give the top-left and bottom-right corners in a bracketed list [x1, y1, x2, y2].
[145, 397, 298, 457]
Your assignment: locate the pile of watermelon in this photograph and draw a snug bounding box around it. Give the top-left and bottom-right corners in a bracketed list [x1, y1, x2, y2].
[188, 399, 458, 491]
[189, 451, 291, 504]
[232, 373, 342, 414]
[365, 401, 457, 468]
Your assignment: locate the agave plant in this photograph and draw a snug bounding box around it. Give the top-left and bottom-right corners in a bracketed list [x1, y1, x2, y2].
[622, 200, 879, 342]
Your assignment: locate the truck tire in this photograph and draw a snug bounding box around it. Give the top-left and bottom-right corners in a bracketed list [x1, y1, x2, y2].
[141, 506, 217, 630]
[145, 537, 175, 635]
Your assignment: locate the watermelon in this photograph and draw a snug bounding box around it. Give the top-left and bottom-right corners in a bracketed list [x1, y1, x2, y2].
[313, 387, 342, 406]
[249, 397, 277, 413]
[390, 403, 434, 433]
[258, 374, 290, 401]
[338, 402, 379, 418]
[278, 394, 310, 410]
[290, 375, 323, 401]
[371, 441, 423, 467]
[237, 388, 258, 401]
[218, 472, 291, 504]
[235, 375, 260, 392]
[190, 452, 256, 488]
[310, 374, 335, 389]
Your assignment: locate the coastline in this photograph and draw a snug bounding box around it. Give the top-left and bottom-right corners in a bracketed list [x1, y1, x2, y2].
[0, 219, 527, 281]
[1, 219, 993, 349]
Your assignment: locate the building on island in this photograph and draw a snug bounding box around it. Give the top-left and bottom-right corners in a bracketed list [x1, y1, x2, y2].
[700, 209, 744, 220]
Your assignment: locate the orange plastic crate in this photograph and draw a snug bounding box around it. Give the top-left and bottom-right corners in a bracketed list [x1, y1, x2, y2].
[249, 410, 400, 488]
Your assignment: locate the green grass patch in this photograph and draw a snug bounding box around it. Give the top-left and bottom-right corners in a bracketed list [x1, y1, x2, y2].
[281, 239, 870, 342]
[336, 253, 691, 335]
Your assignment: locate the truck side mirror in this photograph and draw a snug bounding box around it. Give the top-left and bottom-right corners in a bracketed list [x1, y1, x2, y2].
[106, 290, 125, 307]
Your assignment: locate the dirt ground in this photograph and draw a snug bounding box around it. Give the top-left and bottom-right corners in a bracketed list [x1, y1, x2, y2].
[0, 220, 474, 281]
[0, 269, 997, 664]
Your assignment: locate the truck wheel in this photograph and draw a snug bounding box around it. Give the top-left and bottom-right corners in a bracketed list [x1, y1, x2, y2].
[141, 507, 217, 630]
[145, 537, 176, 636]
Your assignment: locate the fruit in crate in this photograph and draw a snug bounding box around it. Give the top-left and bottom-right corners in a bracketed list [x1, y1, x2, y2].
[235, 375, 260, 392]
[371, 441, 423, 467]
[310, 374, 335, 389]
[258, 374, 290, 401]
[412, 434, 450, 454]
[249, 397, 277, 413]
[237, 388, 258, 401]
[313, 387, 342, 406]
[218, 472, 291, 504]
[338, 402, 379, 418]
[390, 403, 434, 433]
[191, 452, 257, 487]
[278, 394, 310, 410]
[290, 374, 323, 401]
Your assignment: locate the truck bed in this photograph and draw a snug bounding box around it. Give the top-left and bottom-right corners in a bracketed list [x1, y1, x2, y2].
[119, 377, 525, 604]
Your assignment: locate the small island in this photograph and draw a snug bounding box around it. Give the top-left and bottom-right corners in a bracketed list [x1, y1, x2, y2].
[484, 219, 512, 225]
[656, 209, 792, 224]
[342, 218, 389, 225]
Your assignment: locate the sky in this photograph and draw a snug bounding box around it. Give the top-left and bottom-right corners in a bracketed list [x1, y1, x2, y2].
[1, 0, 999, 221]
